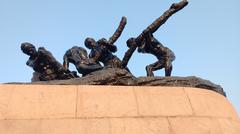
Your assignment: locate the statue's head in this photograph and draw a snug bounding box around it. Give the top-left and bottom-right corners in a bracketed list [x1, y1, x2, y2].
[126, 38, 136, 48]
[97, 38, 108, 45]
[84, 38, 96, 49]
[21, 42, 37, 56]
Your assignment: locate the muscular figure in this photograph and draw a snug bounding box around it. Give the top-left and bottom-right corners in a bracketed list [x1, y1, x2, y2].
[21, 42, 77, 81]
[85, 16, 137, 70]
[85, 16, 135, 69]
[63, 46, 103, 76]
[127, 0, 188, 76]
[138, 32, 176, 76]
[85, 38, 122, 68]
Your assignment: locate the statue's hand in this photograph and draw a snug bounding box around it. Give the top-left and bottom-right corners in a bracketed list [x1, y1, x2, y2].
[170, 3, 178, 10]
[170, 0, 188, 11]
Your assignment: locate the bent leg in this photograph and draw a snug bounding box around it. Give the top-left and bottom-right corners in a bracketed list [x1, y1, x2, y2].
[165, 58, 173, 76]
[146, 61, 164, 77]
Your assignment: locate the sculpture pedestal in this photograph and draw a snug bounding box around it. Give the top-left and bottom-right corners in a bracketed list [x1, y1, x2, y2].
[0, 84, 239, 134]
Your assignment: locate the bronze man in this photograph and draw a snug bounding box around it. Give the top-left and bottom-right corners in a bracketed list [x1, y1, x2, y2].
[85, 16, 137, 70]
[127, 0, 188, 76]
[85, 17, 127, 68]
[63, 46, 103, 76]
[21, 42, 77, 81]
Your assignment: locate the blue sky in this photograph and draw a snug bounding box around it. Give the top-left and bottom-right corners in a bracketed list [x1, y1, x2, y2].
[0, 0, 239, 114]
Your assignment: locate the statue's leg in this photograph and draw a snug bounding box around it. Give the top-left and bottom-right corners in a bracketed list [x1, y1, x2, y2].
[146, 61, 164, 77]
[164, 50, 175, 76]
[31, 72, 41, 82]
[165, 57, 173, 76]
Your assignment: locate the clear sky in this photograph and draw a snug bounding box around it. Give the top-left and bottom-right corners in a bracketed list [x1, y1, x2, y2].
[0, 0, 239, 114]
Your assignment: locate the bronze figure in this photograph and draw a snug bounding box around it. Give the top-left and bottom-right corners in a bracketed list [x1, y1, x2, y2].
[63, 46, 103, 76]
[127, 0, 188, 76]
[85, 17, 126, 68]
[85, 16, 136, 70]
[21, 42, 78, 81]
[21, 0, 189, 80]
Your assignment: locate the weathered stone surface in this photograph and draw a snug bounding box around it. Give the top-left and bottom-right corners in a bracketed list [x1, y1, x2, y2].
[168, 117, 222, 134]
[0, 85, 77, 119]
[77, 86, 138, 118]
[0, 85, 239, 134]
[134, 86, 193, 116]
[8, 68, 226, 96]
[217, 119, 240, 134]
[185, 88, 239, 119]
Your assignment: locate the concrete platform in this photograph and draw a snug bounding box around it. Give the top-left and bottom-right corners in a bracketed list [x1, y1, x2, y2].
[0, 84, 239, 134]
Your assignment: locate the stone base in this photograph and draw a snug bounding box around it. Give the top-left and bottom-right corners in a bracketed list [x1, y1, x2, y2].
[0, 84, 239, 134]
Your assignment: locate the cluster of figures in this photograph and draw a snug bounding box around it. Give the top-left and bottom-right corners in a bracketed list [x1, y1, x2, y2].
[21, 0, 188, 81]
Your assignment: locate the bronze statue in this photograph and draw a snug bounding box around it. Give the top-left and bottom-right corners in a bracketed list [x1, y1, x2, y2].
[21, 42, 78, 81]
[21, 0, 189, 80]
[63, 46, 103, 76]
[127, 0, 188, 76]
[85, 16, 136, 70]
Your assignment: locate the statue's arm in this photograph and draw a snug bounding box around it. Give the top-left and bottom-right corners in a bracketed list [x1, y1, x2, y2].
[63, 54, 69, 70]
[78, 62, 103, 74]
[108, 16, 127, 45]
[106, 43, 117, 52]
[147, 0, 188, 34]
[121, 46, 136, 68]
[90, 49, 101, 63]
[122, 40, 137, 68]
[136, 0, 188, 42]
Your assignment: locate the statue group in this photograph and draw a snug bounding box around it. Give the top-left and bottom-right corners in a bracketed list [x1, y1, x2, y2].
[21, 0, 188, 81]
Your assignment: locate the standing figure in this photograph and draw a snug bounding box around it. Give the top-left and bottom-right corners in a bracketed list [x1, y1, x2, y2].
[21, 42, 77, 81]
[63, 46, 103, 76]
[127, 0, 188, 76]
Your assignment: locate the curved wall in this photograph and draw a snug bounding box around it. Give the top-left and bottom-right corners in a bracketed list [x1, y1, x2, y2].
[0, 84, 239, 134]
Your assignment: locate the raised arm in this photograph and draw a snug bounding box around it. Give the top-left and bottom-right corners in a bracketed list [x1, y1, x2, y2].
[136, 0, 188, 43]
[108, 16, 127, 45]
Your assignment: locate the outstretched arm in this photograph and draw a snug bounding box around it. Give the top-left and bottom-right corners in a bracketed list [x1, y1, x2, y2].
[147, 0, 188, 34]
[136, 0, 188, 42]
[108, 16, 127, 45]
[97, 17, 127, 53]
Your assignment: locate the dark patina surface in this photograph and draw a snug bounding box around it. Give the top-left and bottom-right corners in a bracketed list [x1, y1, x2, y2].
[9, 68, 226, 97]
[17, 0, 226, 96]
